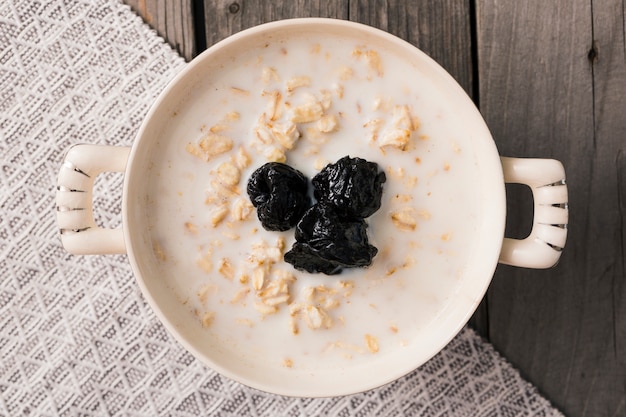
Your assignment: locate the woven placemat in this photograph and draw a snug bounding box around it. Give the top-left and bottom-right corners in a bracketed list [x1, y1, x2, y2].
[0, 1, 564, 415]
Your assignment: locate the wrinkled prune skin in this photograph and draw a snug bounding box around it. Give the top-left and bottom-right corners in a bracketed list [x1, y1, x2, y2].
[312, 156, 386, 219]
[246, 162, 311, 231]
[284, 204, 378, 275]
[284, 243, 343, 275]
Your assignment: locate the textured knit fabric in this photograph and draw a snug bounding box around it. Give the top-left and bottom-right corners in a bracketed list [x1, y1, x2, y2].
[0, 1, 564, 415]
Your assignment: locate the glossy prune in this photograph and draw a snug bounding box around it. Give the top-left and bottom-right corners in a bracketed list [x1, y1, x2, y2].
[312, 156, 386, 219]
[246, 162, 311, 231]
[284, 204, 378, 275]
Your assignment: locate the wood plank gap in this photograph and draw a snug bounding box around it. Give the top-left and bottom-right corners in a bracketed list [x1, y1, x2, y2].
[589, 0, 598, 150]
[610, 114, 620, 370]
[193, 0, 207, 54]
[469, 0, 480, 106]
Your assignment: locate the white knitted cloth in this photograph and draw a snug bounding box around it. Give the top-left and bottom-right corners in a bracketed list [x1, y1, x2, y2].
[0, 1, 565, 415]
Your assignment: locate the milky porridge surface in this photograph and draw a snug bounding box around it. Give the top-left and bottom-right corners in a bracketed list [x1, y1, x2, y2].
[143, 36, 482, 371]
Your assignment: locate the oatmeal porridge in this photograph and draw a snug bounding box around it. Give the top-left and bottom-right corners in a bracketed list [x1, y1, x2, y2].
[143, 35, 481, 371]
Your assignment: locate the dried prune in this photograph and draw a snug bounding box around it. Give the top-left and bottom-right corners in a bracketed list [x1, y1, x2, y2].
[247, 162, 311, 231]
[312, 156, 386, 219]
[284, 204, 378, 275]
[284, 243, 343, 275]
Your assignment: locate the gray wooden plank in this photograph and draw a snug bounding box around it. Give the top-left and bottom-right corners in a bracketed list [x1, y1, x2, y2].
[124, 0, 196, 60]
[349, 0, 474, 98]
[202, 0, 349, 47]
[586, 0, 626, 412]
[476, 1, 626, 416]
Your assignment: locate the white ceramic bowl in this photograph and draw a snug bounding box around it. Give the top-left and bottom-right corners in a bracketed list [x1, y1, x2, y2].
[56, 18, 568, 397]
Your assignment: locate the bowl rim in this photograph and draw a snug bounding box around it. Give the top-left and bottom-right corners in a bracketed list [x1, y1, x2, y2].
[122, 17, 506, 397]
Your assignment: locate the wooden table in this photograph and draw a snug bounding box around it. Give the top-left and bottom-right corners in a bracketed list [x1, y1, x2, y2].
[124, 1, 626, 416]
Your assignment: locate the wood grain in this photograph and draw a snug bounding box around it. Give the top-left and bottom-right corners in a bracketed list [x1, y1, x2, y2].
[125, 0, 196, 60]
[476, 0, 626, 416]
[202, 0, 348, 46]
[349, 0, 474, 98]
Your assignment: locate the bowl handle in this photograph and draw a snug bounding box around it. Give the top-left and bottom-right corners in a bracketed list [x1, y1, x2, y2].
[499, 157, 568, 268]
[56, 144, 130, 255]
